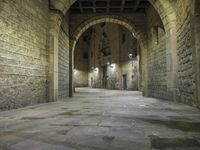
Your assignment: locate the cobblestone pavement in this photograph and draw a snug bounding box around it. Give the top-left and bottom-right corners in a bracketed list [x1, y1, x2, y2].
[0, 88, 200, 150]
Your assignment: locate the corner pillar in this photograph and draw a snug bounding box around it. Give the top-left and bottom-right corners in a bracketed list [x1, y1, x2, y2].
[166, 27, 178, 101]
[49, 13, 62, 101]
[69, 40, 75, 97]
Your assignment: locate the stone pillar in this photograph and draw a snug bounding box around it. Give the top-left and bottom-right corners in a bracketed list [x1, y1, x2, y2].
[143, 47, 149, 97]
[69, 39, 75, 97]
[140, 39, 149, 96]
[193, 24, 200, 107]
[166, 27, 178, 101]
[49, 13, 62, 101]
[137, 43, 141, 91]
[195, 18, 200, 107]
[191, 0, 200, 106]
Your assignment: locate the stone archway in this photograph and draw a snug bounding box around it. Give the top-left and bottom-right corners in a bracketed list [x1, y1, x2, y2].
[50, 0, 177, 100]
[69, 15, 147, 96]
[148, 0, 178, 100]
[71, 15, 144, 53]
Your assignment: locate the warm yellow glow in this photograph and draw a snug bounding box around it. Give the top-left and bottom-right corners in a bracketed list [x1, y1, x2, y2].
[110, 64, 116, 69]
[94, 67, 99, 72]
[74, 69, 77, 75]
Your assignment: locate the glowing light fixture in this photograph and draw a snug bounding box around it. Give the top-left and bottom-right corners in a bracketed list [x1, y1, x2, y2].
[73, 69, 77, 75]
[128, 53, 133, 59]
[110, 64, 115, 68]
[94, 67, 99, 72]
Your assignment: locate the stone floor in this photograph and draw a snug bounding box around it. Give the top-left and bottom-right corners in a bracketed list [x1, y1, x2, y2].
[0, 88, 200, 150]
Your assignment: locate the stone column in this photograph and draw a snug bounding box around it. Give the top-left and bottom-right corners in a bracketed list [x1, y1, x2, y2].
[191, 0, 200, 106]
[69, 39, 75, 97]
[49, 13, 62, 101]
[140, 39, 149, 96]
[166, 27, 178, 101]
[142, 47, 149, 97]
[195, 17, 200, 107]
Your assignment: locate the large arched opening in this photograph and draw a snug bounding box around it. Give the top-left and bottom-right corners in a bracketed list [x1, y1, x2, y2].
[50, 0, 178, 102]
[73, 22, 141, 91]
[69, 15, 146, 96]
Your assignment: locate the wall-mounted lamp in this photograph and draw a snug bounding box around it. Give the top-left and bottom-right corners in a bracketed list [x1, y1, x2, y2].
[110, 64, 115, 69]
[73, 69, 77, 75]
[128, 53, 133, 59]
[94, 67, 99, 72]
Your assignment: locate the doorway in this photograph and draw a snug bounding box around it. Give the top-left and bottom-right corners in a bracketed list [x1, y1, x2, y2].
[103, 65, 107, 88]
[91, 77, 93, 87]
[123, 74, 127, 90]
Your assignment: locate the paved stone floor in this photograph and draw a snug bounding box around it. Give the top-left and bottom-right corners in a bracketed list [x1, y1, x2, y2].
[0, 88, 200, 150]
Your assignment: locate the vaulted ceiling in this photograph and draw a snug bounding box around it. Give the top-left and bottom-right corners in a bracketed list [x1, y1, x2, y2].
[70, 0, 150, 14]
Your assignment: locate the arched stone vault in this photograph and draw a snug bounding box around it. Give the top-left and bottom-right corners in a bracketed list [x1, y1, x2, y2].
[51, 0, 178, 99]
[71, 15, 145, 53]
[51, 0, 177, 31]
[69, 15, 147, 96]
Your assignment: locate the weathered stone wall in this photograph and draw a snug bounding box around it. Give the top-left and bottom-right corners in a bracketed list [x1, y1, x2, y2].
[58, 27, 69, 98]
[146, 6, 168, 99]
[175, 0, 198, 106]
[177, 12, 196, 105]
[192, 0, 200, 106]
[0, 0, 50, 110]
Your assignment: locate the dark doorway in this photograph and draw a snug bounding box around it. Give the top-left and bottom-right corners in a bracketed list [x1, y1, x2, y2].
[123, 74, 127, 90]
[91, 77, 93, 87]
[103, 65, 108, 88]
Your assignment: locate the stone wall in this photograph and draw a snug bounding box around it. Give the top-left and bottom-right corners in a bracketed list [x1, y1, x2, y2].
[146, 6, 168, 99]
[175, 0, 198, 106]
[193, 0, 200, 106]
[58, 26, 69, 98]
[0, 0, 50, 110]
